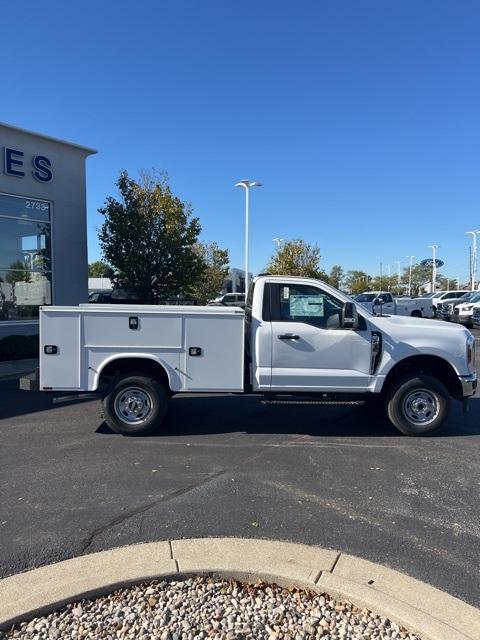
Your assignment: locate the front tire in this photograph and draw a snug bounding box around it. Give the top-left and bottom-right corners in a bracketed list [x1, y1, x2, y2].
[103, 374, 169, 436]
[385, 374, 449, 436]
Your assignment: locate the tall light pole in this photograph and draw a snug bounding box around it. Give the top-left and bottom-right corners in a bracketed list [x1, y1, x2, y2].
[273, 237, 284, 248]
[466, 230, 480, 290]
[406, 255, 415, 297]
[235, 180, 262, 295]
[394, 260, 401, 290]
[428, 245, 440, 292]
[386, 264, 391, 290]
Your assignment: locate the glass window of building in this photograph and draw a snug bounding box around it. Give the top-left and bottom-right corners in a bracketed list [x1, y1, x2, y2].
[0, 193, 52, 322]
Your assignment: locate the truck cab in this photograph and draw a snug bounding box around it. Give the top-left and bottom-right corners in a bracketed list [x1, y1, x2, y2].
[354, 291, 395, 314]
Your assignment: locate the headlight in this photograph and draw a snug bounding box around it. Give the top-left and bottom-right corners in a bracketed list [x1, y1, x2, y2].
[467, 335, 476, 371]
[463, 305, 474, 312]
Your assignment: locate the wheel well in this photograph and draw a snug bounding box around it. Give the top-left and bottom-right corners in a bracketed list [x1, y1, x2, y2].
[383, 355, 462, 398]
[98, 358, 171, 392]
[411, 310, 422, 317]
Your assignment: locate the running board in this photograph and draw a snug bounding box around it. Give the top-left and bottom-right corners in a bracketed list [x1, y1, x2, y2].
[261, 398, 365, 406]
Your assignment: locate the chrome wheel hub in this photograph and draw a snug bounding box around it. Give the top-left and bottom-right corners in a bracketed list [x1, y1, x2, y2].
[403, 389, 439, 425]
[114, 388, 153, 424]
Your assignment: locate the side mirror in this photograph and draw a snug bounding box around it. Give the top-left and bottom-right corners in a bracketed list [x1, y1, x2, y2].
[342, 301, 359, 329]
[372, 297, 385, 315]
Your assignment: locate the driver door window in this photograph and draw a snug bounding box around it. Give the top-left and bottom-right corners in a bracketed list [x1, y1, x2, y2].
[275, 284, 343, 329]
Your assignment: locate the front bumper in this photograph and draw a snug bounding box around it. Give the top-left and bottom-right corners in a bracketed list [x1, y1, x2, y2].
[454, 314, 472, 325]
[458, 373, 477, 397]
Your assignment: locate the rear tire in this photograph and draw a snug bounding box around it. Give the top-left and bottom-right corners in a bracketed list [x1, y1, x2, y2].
[411, 310, 422, 318]
[103, 374, 169, 436]
[385, 374, 449, 436]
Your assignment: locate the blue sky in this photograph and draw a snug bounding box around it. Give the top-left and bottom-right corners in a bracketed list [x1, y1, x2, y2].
[2, 0, 480, 281]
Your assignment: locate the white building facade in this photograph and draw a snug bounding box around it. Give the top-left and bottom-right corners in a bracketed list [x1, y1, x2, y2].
[0, 123, 95, 340]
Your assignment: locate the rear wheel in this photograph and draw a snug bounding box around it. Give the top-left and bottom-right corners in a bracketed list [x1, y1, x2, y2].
[411, 310, 422, 317]
[103, 374, 169, 435]
[385, 374, 449, 436]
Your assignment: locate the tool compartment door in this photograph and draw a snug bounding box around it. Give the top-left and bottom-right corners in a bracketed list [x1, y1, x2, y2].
[40, 309, 81, 389]
[184, 315, 244, 391]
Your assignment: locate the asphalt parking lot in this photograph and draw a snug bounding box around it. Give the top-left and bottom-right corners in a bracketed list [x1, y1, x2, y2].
[0, 328, 479, 608]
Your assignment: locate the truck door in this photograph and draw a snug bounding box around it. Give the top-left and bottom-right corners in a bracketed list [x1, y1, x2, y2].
[269, 283, 371, 392]
[380, 293, 395, 314]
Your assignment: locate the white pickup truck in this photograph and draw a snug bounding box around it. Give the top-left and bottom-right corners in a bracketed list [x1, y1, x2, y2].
[354, 292, 433, 318]
[24, 275, 477, 437]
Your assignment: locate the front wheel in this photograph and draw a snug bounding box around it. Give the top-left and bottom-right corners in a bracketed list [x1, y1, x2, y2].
[103, 374, 169, 435]
[385, 374, 449, 436]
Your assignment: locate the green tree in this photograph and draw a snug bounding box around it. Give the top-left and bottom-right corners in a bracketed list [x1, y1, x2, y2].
[88, 261, 110, 277]
[345, 270, 369, 295]
[437, 276, 458, 291]
[99, 170, 203, 302]
[400, 263, 432, 296]
[189, 241, 230, 304]
[6, 260, 31, 286]
[329, 265, 344, 289]
[370, 274, 398, 293]
[266, 239, 327, 279]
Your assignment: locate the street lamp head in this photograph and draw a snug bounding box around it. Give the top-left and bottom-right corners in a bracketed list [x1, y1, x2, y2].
[235, 179, 262, 189]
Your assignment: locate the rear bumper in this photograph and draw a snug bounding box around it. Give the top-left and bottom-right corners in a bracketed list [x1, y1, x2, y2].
[459, 373, 477, 397]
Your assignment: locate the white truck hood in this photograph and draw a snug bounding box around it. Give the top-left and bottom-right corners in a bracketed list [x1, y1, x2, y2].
[368, 313, 472, 374]
[370, 313, 467, 333]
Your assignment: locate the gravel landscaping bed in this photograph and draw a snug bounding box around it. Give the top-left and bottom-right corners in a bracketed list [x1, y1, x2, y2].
[2, 576, 421, 640]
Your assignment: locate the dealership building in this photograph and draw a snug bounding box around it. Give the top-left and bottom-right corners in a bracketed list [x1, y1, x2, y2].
[0, 122, 96, 339]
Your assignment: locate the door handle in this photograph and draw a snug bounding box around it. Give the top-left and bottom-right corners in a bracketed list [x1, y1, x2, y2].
[278, 334, 300, 340]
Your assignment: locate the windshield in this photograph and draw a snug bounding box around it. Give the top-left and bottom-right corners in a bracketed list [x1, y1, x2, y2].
[466, 292, 480, 304]
[354, 293, 377, 302]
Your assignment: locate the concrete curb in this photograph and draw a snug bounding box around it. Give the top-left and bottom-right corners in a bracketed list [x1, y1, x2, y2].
[0, 538, 479, 640]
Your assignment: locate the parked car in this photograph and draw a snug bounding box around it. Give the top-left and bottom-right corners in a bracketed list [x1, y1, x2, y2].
[94, 288, 197, 306]
[452, 292, 480, 327]
[208, 293, 246, 308]
[472, 304, 480, 329]
[23, 275, 476, 437]
[438, 292, 477, 320]
[88, 290, 112, 303]
[417, 290, 470, 316]
[353, 292, 433, 318]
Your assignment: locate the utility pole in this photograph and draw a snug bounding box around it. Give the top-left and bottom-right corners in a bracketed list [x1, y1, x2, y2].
[406, 255, 415, 297]
[394, 260, 401, 292]
[428, 245, 440, 292]
[466, 231, 480, 290]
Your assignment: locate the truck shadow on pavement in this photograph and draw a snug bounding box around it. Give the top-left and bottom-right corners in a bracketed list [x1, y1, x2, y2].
[96, 394, 480, 439]
[1, 378, 479, 438]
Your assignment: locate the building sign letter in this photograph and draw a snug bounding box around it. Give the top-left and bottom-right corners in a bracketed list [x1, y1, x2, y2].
[32, 155, 53, 182]
[4, 148, 25, 177]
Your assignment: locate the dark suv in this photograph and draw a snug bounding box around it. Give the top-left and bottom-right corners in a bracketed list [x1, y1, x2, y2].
[208, 293, 246, 308]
